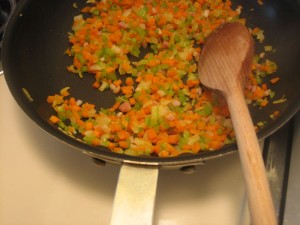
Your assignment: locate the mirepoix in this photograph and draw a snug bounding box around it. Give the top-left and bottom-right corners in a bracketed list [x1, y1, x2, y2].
[48, 0, 279, 157]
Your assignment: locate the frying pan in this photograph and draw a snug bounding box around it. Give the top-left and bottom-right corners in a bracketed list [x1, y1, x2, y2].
[2, 0, 300, 224]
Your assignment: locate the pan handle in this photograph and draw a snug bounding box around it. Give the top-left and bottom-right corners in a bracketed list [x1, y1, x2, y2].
[110, 165, 159, 225]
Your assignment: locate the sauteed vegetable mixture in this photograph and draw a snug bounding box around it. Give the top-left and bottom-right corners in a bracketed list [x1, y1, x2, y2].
[47, 0, 279, 157]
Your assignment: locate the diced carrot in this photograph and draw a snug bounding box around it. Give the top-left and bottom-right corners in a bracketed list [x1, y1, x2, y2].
[73, 58, 82, 69]
[93, 128, 103, 137]
[166, 69, 177, 77]
[92, 138, 101, 146]
[182, 144, 192, 151]
[167, 134, 179, 144]
[159, 150, 170, 157]
[47, 96, 55, 104]
[121, 63, 132, 73]
[187, 79, 200, 87]
[146, 128, 158, 141]
[145, 73, 154, 82]
[136, 75, 142, 83]
[162, 59, 176, 67]
[121, 86, 133, 95]
[113, 147, 123, 153]
[192, 142, 201, 152]
[209, 141, 222, 149]
[270, 77, 280, 84]
[106, 67, 115, 74]
[129, 97, 136, 105]
[114, 79, 122, 86]
[147, 59, 160, 67]
[117, 130, 130, 140]
[69, 97, 76, 105]
[110, 123, 122, 132]
[92, 81, 100, 88]
[260, 99, 268, 107]
[49, 115, 60, 124]
[261, 83, 267, 91]
[85, 121, 93, 130]
[125, 77, 134, 86]
[119, 141, 129, 149]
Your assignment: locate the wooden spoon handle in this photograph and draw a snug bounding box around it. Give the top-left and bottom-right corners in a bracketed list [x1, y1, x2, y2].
[226, 87, 277, 225]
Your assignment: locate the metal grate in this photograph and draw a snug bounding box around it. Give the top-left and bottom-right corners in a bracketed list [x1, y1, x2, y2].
[263, 119, 294, 225]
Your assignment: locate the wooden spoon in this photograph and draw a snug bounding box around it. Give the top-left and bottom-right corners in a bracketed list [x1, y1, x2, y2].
[198, 22, 277, 225]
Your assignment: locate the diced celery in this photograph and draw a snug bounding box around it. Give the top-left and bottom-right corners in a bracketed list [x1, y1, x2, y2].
[196, 103, 213, 116]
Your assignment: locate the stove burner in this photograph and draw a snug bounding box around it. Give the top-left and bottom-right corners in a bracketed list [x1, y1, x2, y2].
[0, 0, 16, 72]
[0, 0, 16, 37]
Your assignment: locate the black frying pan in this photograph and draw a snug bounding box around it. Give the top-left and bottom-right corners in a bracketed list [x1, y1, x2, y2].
[2, 0, 300, 224]
[2, 0, 300, 167]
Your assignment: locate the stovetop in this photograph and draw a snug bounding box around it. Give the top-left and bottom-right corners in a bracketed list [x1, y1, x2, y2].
[0, 0, 16, 73]
[0, 1, 299, 224]
[0, 0, 16, 36]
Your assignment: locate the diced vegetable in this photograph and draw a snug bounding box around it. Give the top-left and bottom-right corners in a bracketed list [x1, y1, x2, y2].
[47, 0, 282, 157]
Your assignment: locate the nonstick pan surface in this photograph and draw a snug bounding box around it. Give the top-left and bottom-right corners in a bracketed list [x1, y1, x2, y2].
[2, 0, 300, 167]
